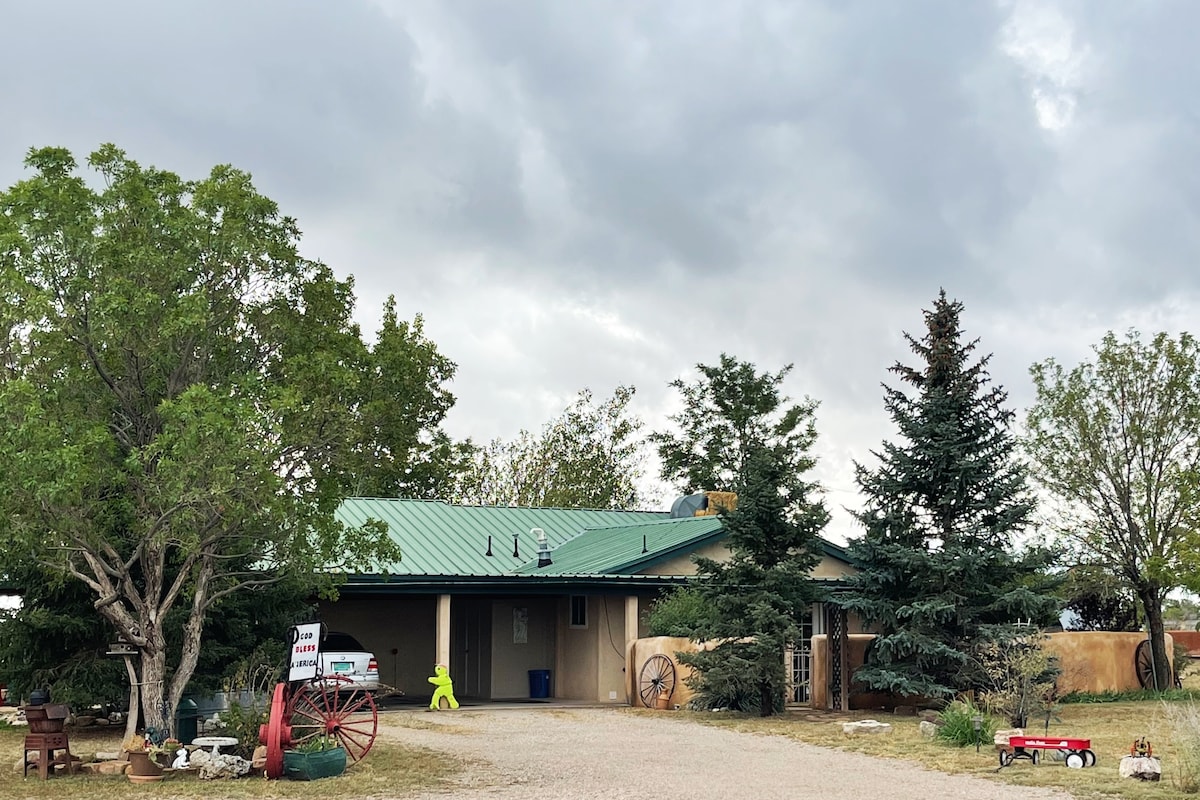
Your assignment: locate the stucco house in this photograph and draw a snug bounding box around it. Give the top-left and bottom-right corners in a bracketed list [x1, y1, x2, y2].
[320, 494, 858, 706]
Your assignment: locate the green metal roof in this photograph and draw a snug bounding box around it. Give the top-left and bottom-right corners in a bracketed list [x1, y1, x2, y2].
[336, 498, 666, 577]
[336, 498, 855, 583]
[516, 516, 725, 576]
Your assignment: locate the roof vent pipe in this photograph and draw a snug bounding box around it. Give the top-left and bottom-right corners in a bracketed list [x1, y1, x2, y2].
[485, 535, 493, 557]
[534, 528, 552, 568]
[642, 534, 648, 554]
[512, 533, 520, 558]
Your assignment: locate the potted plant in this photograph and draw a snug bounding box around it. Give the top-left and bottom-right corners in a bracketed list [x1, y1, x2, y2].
[157, 738, 183, 768]
[283, 735, 346, 781]
[123, 735, 165, 782]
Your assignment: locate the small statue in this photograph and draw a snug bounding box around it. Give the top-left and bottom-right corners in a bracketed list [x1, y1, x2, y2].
[171, 748, 189, 769]
[427, 663, 459, 711]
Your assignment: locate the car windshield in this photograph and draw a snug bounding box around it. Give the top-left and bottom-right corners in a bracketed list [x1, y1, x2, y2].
[322, 632, 366, 652]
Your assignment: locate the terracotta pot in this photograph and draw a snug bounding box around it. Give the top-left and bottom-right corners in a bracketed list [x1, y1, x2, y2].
[126, 750, 164, 777]
[655, 691, 671, 711]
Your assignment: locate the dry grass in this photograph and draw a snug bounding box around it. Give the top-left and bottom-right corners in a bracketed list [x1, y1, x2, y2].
[0, 723, 461, 800]
[683, 700, 1198, 799]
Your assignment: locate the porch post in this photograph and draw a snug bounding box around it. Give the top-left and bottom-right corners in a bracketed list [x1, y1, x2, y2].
[436, 594, 452, 669]
[624, 595, 639, 647]
[625, 595, 639, 704]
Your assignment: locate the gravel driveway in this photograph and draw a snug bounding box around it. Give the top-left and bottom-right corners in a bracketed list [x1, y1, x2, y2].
[377, 708, 1074, 800]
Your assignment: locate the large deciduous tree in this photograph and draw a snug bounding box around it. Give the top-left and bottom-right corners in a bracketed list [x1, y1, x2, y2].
[1026, 330, 1200, 690]
[347, 300, 470, 499]
[842, 291, 1058, 701]
[654, 356, 828, 715]
[0, 145, 407, 735]
[452, 385, 651, 509]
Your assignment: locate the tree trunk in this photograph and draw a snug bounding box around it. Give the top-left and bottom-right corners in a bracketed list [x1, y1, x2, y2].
[1138, 585, 1173, 691]
[122, 655, 140, 745]
[759, 679, 775, 717]
[140, 650, 170, 736]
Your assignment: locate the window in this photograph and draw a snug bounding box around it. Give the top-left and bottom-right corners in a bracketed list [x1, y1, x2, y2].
[569, 595, 588, 628]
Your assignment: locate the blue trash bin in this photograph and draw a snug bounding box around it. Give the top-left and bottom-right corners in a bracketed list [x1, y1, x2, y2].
[528, 669, 551, 699]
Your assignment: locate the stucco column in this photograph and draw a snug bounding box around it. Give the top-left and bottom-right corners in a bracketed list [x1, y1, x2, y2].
[625, 595, 639, 703]
[436, 593, 452, 669]
[624, 595, 639, 647]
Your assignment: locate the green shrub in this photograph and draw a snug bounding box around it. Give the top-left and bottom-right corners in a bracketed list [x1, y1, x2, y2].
[645, 587, 713, 638]
[937, 700, 998, 747]
[222, 699, 269, 759]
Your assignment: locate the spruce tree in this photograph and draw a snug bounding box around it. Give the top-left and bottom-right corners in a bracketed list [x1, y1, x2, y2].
[679, 443, 829, 715]
[655, 357, 830, 715]
[842, 291, 1057, 700]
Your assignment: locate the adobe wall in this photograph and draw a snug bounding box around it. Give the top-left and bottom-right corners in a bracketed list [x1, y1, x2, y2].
[809, 630, 1178, 709]
[1045, 631, 1175, 694]
[627, 636, 700, 709]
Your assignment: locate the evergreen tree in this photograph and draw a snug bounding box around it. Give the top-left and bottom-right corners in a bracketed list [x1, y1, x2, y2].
[655, 357, 829, 716]
[678, 443, 829, 716]
[842, 291, 1057, 700]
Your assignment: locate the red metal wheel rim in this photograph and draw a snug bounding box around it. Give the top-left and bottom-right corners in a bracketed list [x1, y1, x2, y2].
[262, 682, 289, 779]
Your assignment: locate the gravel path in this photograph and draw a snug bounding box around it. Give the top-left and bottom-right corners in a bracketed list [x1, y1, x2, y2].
[377, 708, 1074, 800]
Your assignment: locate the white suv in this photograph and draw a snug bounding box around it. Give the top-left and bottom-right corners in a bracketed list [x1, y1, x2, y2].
[319, 631, 380, 692]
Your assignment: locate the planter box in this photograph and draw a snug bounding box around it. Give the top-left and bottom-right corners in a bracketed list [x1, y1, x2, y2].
[283, 747, 346, 780]
[24, 704, 69, 733]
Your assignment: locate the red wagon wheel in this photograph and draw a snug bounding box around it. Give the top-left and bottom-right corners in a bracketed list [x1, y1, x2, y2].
[261, 682, 290, 779]
[287, 675, 379, 763]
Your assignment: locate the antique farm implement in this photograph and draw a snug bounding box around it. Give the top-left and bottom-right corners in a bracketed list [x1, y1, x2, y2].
[1000, 735, 1096, 769]
[258, 624, 379, 779]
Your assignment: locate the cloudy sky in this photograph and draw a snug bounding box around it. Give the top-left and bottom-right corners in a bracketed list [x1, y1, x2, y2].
[2, 0, 1198, 542]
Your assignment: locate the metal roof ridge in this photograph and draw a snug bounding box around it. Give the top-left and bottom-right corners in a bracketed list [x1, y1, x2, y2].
[341, 497, 669, 514]
[575, 515, 715, 532]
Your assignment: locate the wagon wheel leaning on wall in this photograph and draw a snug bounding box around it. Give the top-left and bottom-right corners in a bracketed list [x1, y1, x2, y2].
[1134, 639, 1182, 690]
[638, 654, 676, 708]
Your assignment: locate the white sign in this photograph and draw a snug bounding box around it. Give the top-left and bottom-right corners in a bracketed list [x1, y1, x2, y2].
[289, 623, 322, 681]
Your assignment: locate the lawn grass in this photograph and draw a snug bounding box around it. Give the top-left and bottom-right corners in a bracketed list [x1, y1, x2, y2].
[0, 723, 461, 800]
[681, 699, 1197, 799]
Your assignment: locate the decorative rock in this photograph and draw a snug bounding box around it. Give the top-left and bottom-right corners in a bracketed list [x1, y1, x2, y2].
[92, 716, 110, 726]
[74, 715, 96, 727]
[251, 745, 267, 770]
[919, 720, 940, 738]
[842, 719, 892, 735]
[95, 759, 131, 775]
[918, 710, 940, 723]
[94, 751, 121, 761]
[1120, 756, 1162, 781]
[189, 747, 251, 780]
[892, 705, 917, 716]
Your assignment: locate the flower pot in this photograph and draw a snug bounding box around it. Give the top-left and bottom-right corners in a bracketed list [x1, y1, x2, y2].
[126, 750, 165, 777]
[283, 747, 346, 780]
[128, 773, 165, 784]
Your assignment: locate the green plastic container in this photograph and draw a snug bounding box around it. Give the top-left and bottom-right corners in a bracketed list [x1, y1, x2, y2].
[283, 747, 347, 780]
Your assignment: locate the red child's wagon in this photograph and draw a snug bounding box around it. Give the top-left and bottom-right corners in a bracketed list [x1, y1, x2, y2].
[1000, 736, 1096, 769]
